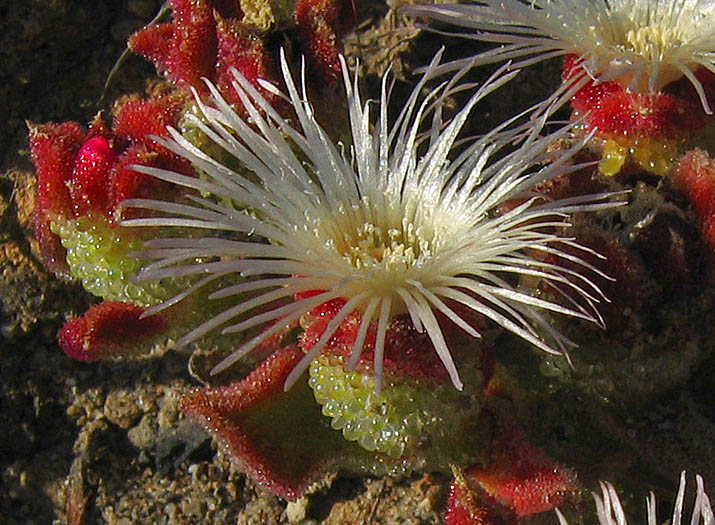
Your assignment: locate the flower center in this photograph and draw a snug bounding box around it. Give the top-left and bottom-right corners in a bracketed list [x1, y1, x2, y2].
[317, 197, 436, 272]
[339, 217, 432, 272]
[622, 23, 683, 59]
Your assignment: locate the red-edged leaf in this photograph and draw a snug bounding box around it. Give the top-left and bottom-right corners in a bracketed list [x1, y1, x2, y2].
[166, 0, 218, 92]
[59, 301, 166, 362]
[445, 467, 501, 525]
[299, 297, 454, 383]
[181, 345, 375, 500]
[109, 143, 194, 216]
[563, 55, 708, 140]
[674, 149, 715, 250]
[28, 121, 86, 273]
[112, 93, 188, 148]
[294, 0, 350, 84]
[214, 17, 281, 109]
[69, 136, 116, 216]
[468, 421, 579, 518]
[129, 23, 175, 73]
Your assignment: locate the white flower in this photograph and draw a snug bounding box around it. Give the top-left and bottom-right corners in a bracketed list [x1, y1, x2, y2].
[556, 471, 714, 525]
[123, 49, 617, 393]
[405, 0, 715, 112]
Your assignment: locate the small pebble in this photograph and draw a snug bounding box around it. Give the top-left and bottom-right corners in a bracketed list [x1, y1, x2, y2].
[127, 415, 157, 450]
[285, 497, 308, 522]
[104, 390, 142, 429]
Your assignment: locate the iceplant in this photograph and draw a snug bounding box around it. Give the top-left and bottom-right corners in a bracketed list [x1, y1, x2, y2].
[122, 48, 617, 393]
[405, 0, 715, 112]
[555, 471, 714, 525]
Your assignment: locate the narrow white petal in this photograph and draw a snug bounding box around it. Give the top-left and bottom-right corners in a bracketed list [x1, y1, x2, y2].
[372, 297, 392, 395]
[126, 47, 622, 390]
[283, 291, 371, 391]
[404, 0, 715, 111]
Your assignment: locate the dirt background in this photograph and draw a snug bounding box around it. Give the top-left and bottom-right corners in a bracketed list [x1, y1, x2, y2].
[1, 1, 713, 525]
[0, 2, 475, 523]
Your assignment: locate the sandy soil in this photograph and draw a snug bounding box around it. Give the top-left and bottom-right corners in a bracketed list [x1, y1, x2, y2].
[1, 2, 712, 525]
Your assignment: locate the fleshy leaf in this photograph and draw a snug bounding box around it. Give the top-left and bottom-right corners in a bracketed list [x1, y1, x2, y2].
[28, 121, 86, 273]
[58, 301, 167, 361]
[163, 0, 218, 93]
[467, 420, 579, 517]
[294, 0, 354, 83]
[445, 467, 500, 525]
[70, 136, 116, 216]
[112, 93, 188, 149]
[299, 297, 467, 383]
[564, 55, 710, 140]
[214, 16, 280, 109]
[674, 149, 715, 250]
[128, 22, 175, 73]
[181, 345, 379, 500]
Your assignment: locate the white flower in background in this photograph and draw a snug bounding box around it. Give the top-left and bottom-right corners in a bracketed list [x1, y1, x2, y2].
[556, 471, 713, 525]
[405, 0, 715, 112]
[123, 48, 618, 393]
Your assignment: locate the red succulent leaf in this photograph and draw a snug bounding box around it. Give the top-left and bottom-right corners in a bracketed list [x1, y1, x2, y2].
[129, 0, 354, 106]
[129, 2, 286, 110]
[443, 411, 578, 525]
[294, 0, 355, 84]
[109, 143, 194, 217]
[214, 17, 281, 108]
[588, 90, 704, 139]
[128, 22, 175, 73]
[166, 0, 218, 92]
[299, 297, 371, 353]
[58, 301, 166, 362]
[673, 149, 715, 250]
[108, 93, 197, 216]
[467, 419, 579, 518]
[181, 345, 370, 500]
[87, 113, 113, 140]
[129, 0, 218, 95]
[28, 121, 86, 273]
[109, 145, 161, 213]
[298, 297, 453, 383]
[446, 468, 501, 525]
[69, 136, 117, 216]
[28, 122, 85, 216]
[112, 92, 188, 150]
[562, 55, 708, 140]
[250, 306, 301, 359]
[562, 55, 620, 111]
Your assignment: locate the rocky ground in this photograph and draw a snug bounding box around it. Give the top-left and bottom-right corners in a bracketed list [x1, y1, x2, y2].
[1, 2, 713, 525]
[0, 2, 463, 523]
